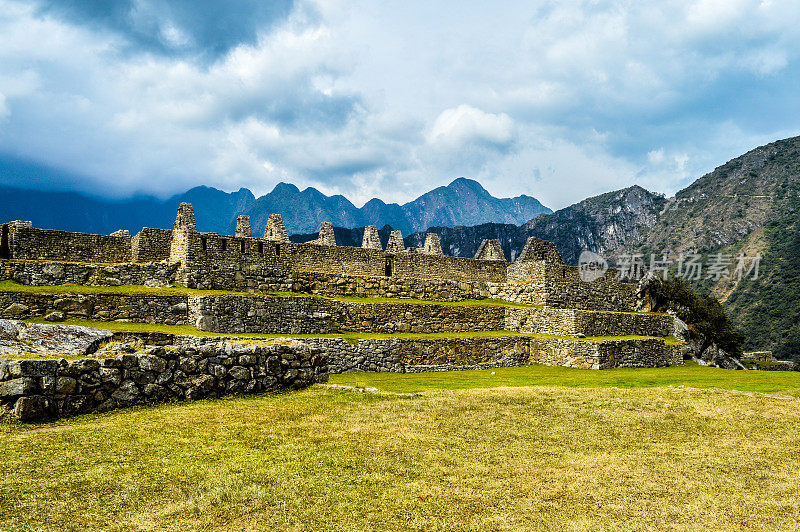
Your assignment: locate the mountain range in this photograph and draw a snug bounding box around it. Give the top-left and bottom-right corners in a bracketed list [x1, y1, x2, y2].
[0, 178, 550, 237]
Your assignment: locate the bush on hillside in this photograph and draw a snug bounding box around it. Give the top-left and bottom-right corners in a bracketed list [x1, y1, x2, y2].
[646, 278, 744, 356]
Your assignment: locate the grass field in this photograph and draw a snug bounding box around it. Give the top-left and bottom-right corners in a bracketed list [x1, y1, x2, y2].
[2, 364, 800, 530]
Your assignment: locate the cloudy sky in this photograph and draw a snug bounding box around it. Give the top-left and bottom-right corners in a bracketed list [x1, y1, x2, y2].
[1, 0, 799, 209]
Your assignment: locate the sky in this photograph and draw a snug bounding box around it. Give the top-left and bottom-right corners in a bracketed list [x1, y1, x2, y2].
[1, 0, 800, 210]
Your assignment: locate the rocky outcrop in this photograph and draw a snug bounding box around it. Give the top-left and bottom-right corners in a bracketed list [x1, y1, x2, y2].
[0, 320, 112, 358]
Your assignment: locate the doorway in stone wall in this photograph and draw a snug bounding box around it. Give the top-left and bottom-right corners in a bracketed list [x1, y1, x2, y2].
[0, 224, 8, 259]
[385, 257, 393, 277]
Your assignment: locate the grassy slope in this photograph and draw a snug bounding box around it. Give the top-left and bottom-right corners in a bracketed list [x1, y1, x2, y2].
[2, 372, 800, 530]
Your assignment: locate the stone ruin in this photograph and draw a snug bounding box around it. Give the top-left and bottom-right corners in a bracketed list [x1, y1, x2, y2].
[422, 233, 444, 255]
[475, 239, 506, 261]
[385, 230, 405, 253]
[264, 214, 290, 242]
[235, 216, 251, 238]
[0, 203, 685, 421]
[361, 226, 382, 250]
[311, 222, 336, 246]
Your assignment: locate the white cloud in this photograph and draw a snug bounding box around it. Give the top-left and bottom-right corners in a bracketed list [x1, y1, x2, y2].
[1, 0, 800, 210]
[427, 105, 514, 149]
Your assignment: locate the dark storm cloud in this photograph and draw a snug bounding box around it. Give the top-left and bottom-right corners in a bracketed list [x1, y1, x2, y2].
[37, 0, 295, 58]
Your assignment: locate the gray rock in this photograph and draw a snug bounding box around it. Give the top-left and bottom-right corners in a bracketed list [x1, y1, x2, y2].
[3, 303, 29, 315]
[17, 324, 112, 357]
[14, 395, 50, 421]
[112, 380, 140, 403]
[0, 377, 38, 397]
[191, 374, 216, 393]
[55, 377, 78, 395]
[7, 359, 60, 378]
[138, 354, 167, 373]
[228, 366, 250, 380]
[99, 367, 122, 386]
[0, 319, 24, 340]
[169, 303, 188, 314]
[44, 311, 65, 322]
[195, 315, 218, 332]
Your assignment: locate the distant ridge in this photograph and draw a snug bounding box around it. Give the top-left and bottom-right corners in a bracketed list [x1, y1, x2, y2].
[0, 178, 551, 236]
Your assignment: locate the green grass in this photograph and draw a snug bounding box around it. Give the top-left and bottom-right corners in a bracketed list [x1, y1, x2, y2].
[331, 361, 800, 395]
[2, 378, 800, 530]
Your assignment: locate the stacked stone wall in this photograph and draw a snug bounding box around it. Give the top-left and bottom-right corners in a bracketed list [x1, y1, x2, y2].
[303, 336, 528, 373]
[175, 232, 291, 291]
[188, 295, 506, 334]
[0, 260, 178, 288]
[0, 292, 188, 325]
[6, 225, 132, 263]
[528, 337, 681, 369]
[0, 340, 327, 421]
[132, 228, 173, 263]
[188, 295, 337, 334]
[505, 307, 673, 337]
[292, 271, 494, 302]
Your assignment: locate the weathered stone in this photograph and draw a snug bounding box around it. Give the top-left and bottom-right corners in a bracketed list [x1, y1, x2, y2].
[386, 230, 405, 253]
[138, 354, 167, 373]
[99, 367, 122, 386]
[14, 395, 50, 421]
[0, 377, 38, 397]
[228, 366, 250, 380]
[361, 225, 382, 250]
[44, 311, 65, 322]
[7, 359, 60, 378]
[55, 377, 78, 395]
[235, 215, 251, 238]
[112, 380, 140, 403]
[263, 213, 289, 242]
[3, 303, 29, 315]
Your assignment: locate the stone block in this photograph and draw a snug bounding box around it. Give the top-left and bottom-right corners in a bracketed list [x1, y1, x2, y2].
[14, 395, 50, 421]
[0, 377, 38, 397]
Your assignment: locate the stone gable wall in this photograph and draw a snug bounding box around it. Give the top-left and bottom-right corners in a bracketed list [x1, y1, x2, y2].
[0, 340, 327, 421]
[132, 228, 173, 263]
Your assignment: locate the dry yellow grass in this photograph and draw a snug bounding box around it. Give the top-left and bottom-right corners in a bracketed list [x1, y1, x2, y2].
[2, 382, 800, 531]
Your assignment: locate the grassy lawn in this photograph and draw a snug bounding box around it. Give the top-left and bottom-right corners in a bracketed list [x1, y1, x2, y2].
[331, 362, 800, 396]
[2, 373, 800, 530]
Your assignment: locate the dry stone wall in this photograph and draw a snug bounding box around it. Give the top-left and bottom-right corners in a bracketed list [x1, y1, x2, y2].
[505, 307, 673, 337]
[5, 223, 132, 263]
[501, 263, 637, 312]
[188, 294, 506, 334]
[0, 340, 327, 421]
[0, 260, 178, 288]
[528, 337, 681, 369]
[0, 292, 188, 325]
[292, 271, 493, 302]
